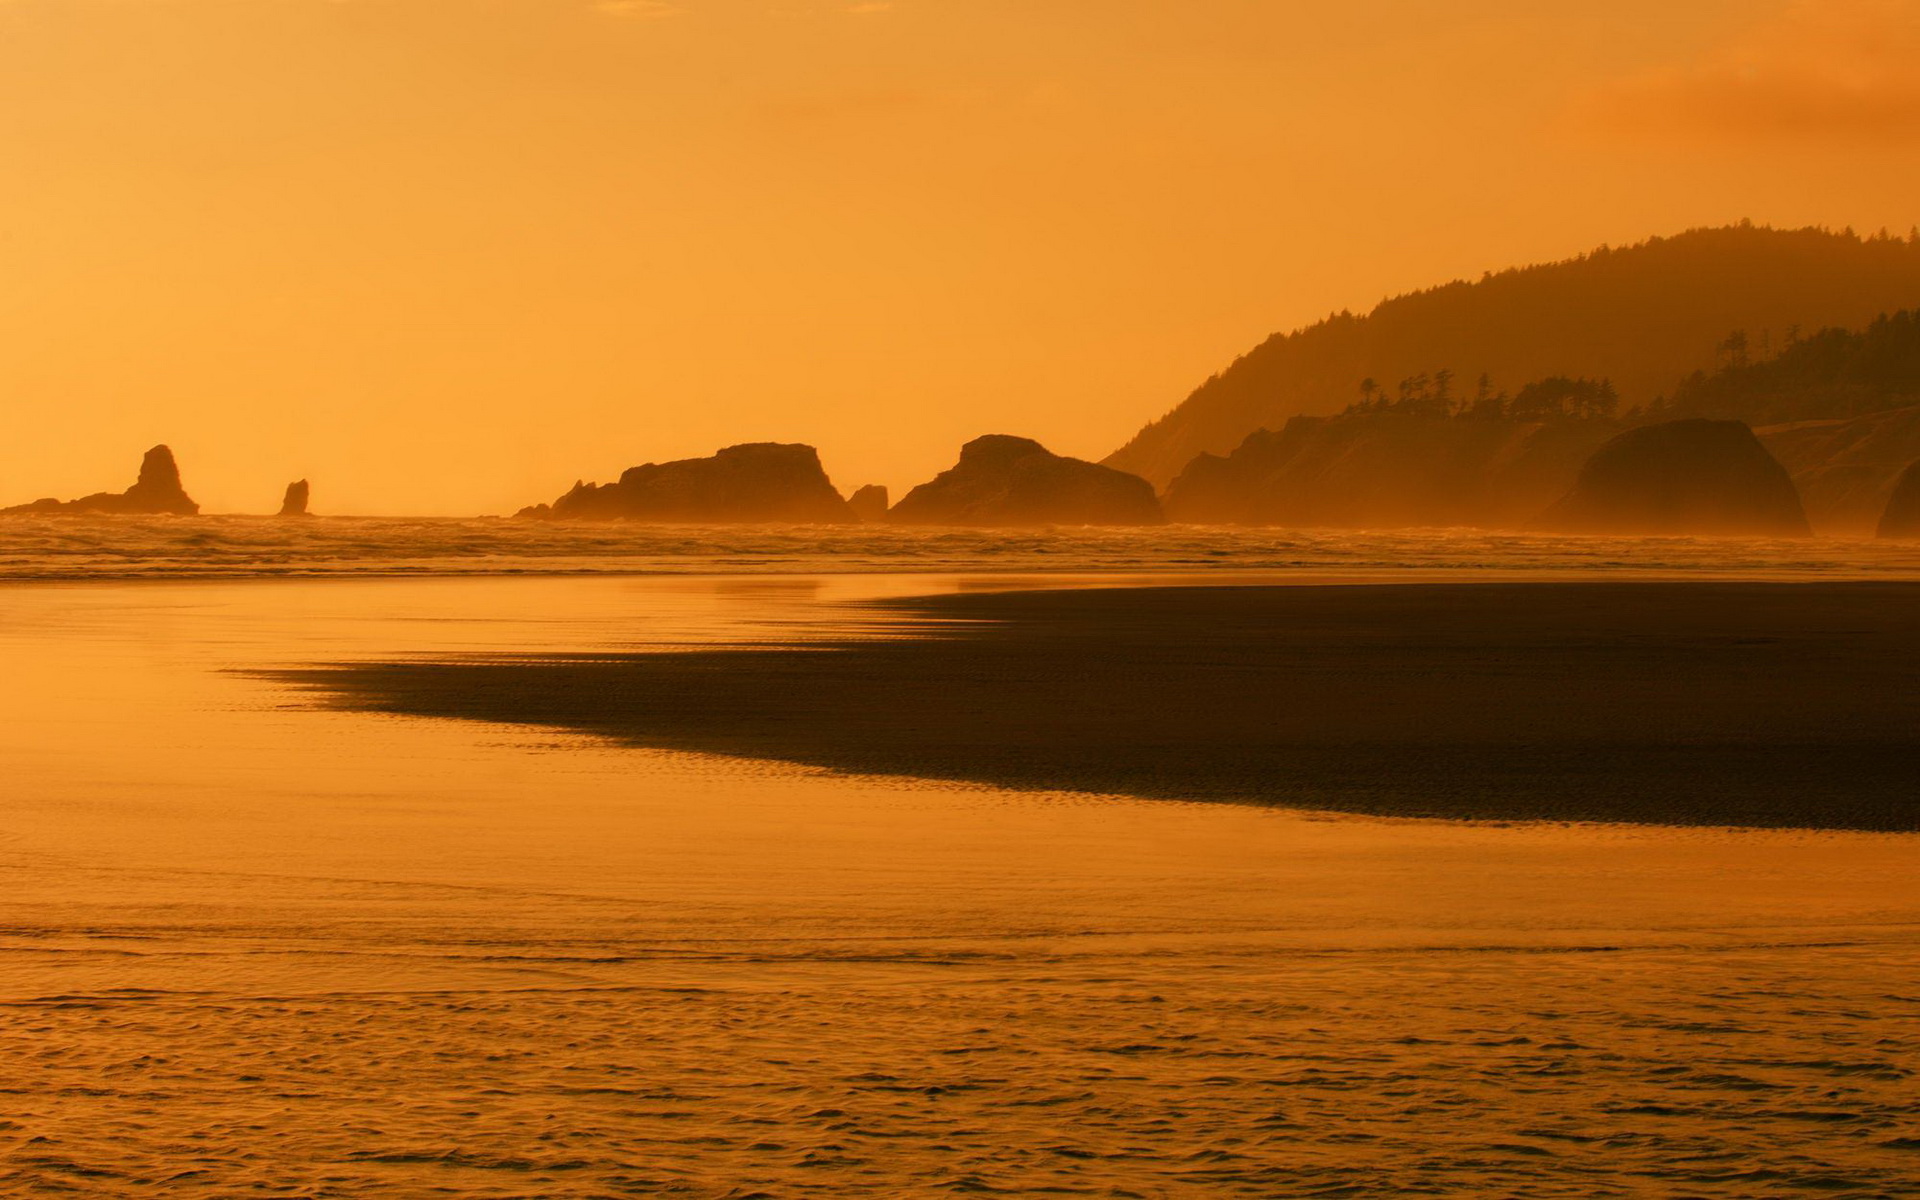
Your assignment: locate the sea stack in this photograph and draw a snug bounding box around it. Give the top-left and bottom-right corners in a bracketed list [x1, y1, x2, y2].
[1, 444, 200, 516]
[887, 435, 1163, 527]
[279, 480, 311, 517]
[1542, 419, 1810, 536]
[124, 446, 198, 514]
[847, 484, 889, 522]
[1876, 460, 1920, 538]
[519, 442, 856, 523]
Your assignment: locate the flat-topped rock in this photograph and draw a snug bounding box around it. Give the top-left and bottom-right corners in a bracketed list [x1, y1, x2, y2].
[888, 435, 1163, 526]
[847, 484, 889, 522]
[1877, 460, 1920, 537]
[2, 445, 199, 516]
[1542, 419, 1810, 536]
[520, 442, 855, 523]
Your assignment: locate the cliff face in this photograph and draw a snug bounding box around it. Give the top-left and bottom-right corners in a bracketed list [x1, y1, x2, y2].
[1106, 226, 1920, 489]
[1164, 414, 1618, 528]
[521, 443, 855, 523]
[1877, 461, 1920, 538]
[888, 435, 1163, 526]
[1543, 419, 1810, 536]
[1758, 405, 1920, 534]
[2, 445, 200, 516]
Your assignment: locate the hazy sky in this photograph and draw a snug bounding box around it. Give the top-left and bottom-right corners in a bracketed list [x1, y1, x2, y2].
[4, 0, 1919, 514]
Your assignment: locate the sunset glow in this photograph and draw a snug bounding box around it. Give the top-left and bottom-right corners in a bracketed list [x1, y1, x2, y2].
[5, 6, 1918, 1197]
[5, 1, 1918, 513]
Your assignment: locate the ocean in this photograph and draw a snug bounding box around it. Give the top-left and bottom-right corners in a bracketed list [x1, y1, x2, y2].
[5, 513, 1920, 581]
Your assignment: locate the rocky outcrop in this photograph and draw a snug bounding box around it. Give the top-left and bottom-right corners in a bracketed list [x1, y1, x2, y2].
[888, 435, 1162, 526]
[1759, 405, 1920, 534]
[1542, 419, 1810, 535]
[847, 484, 889, 522]
[1876, 461, 1920, 537]
[2, 445, 200, 516]
[123, 446, 198, 513]
[519, 442, 855, 523]
[279, 480, 311, 517]
[1164, 413, 1618, 528]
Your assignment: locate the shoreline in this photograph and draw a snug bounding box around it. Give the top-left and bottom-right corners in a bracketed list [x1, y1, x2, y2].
[275, 580, 1920, 832]
[6, 518, 1920, 587]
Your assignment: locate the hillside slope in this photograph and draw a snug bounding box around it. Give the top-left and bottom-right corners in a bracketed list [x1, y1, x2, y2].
[1106, 225, 1920, 488]
[1759, 406, 1920, 534]
[1164, 413, 1617, 529]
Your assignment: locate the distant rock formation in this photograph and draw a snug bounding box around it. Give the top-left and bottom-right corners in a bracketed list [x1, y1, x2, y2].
[888, 435, 1163, 526]
[847, 484, 889, 522]
[1876, 461, 1920, 537]
[1542, 419, 1811, 536]
[279, 479, 311, 517]
[1164, 412, 1618, 528]
[519, 443, 855, 523]
[1, 445, 199, 516]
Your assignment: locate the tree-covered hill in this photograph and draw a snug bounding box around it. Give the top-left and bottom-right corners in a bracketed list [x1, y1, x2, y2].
[1105, 224, 1920, 488]
[1653, 310, 1920, 425]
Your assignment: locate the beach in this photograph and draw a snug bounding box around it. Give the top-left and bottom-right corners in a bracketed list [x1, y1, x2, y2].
[2, 566, 1918, 1196]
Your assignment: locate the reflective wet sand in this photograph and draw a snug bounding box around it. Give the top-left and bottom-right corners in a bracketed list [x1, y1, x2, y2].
[3, 575, 1917, 1196]
[283, 581, 1920, 829]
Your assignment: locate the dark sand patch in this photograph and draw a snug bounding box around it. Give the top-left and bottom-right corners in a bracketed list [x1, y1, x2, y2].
[273, 582, 1920, 830]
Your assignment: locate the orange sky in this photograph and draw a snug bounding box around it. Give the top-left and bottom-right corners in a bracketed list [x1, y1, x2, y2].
[3, 0, 1918, 514]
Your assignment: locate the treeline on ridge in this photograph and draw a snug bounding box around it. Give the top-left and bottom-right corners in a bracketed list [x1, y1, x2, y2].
[1345, 371, 1620, 422]
[1649, 309, 1920, 425]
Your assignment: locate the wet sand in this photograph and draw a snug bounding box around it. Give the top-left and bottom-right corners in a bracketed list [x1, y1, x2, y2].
[7, 575, 1920, 1196]
[283, 581, 1920, 830]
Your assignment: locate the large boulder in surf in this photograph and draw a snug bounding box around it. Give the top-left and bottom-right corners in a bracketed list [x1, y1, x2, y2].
[1876, 460, 1920, 538]
[1, 445, 200, 516]
[278, 479, 311, 517]
[1542, 419, 1810, 536]
[520, 442, 855, 523]
[847, 484, 889, 522]
[888, 435, 1163, 526]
